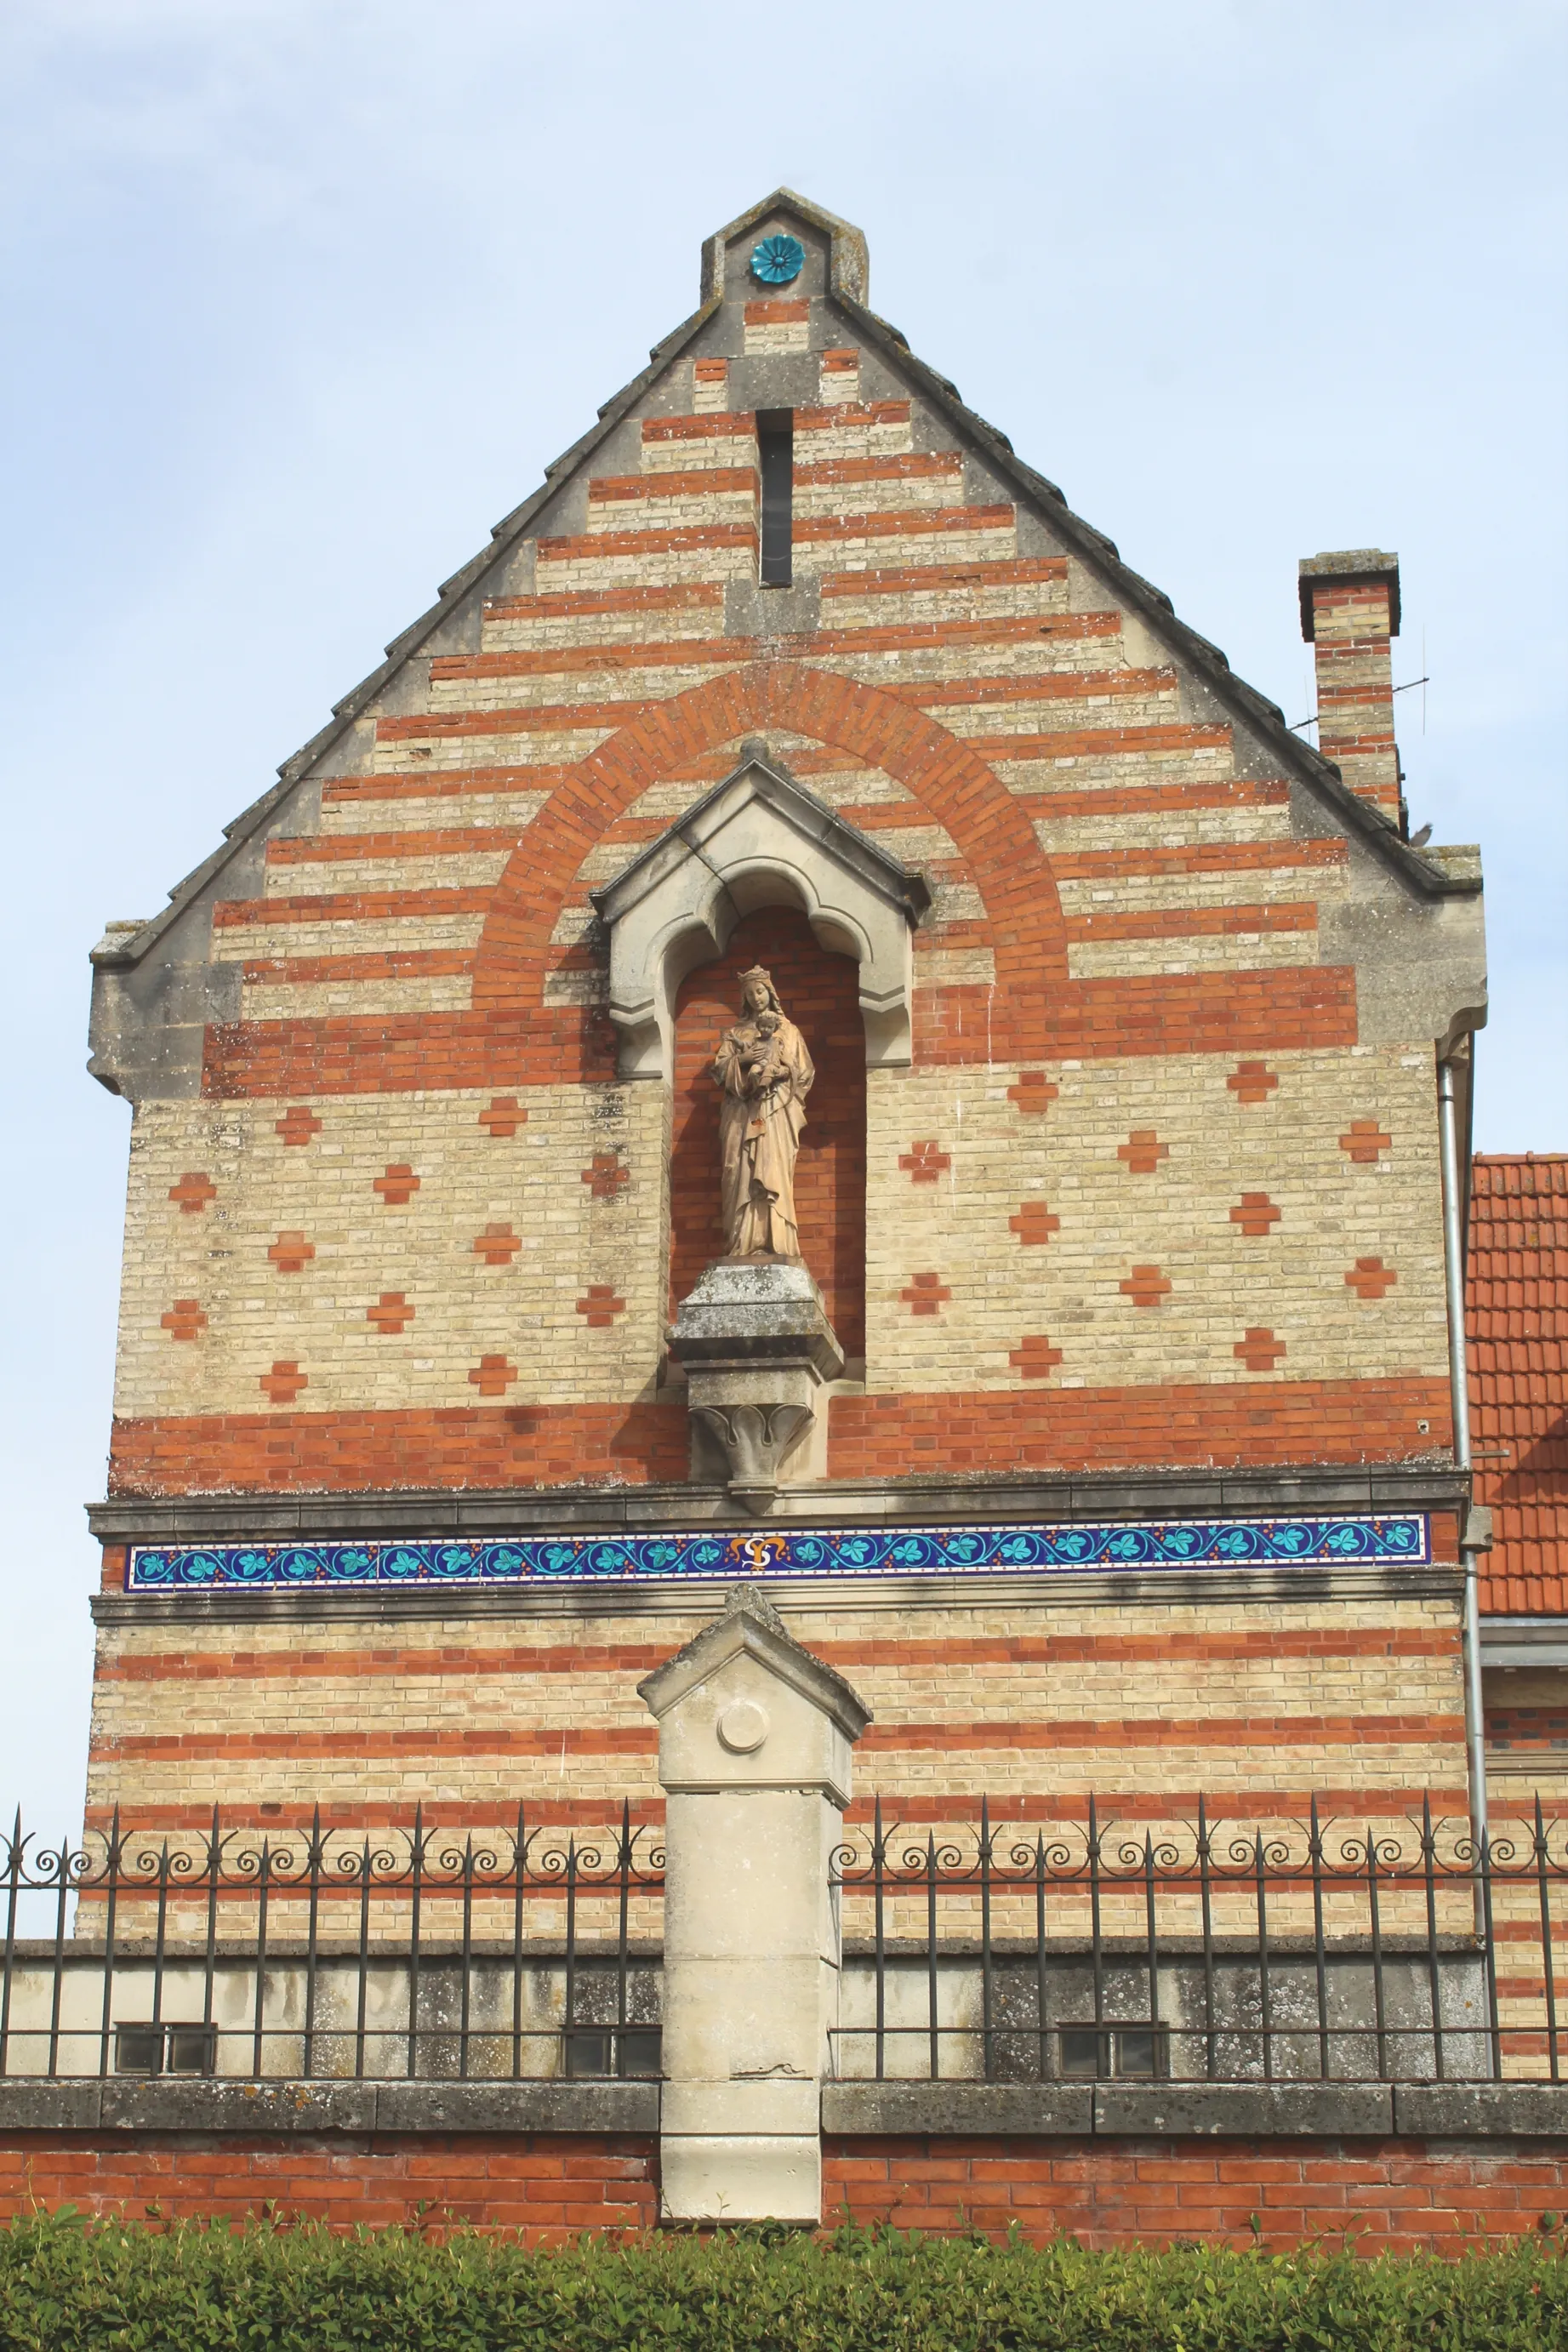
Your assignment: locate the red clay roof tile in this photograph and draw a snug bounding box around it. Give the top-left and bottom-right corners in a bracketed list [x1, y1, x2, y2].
[1469, 1154, 1568, 1616]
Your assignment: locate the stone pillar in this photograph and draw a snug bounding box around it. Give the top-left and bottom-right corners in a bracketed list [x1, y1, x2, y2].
[1299, 547, 1404, 826]
[638, 1584, 870, 2224]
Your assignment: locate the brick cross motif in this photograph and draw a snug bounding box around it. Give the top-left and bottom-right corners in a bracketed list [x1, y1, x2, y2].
[1120, 1264, 1172, 1309]
[479, 1097, 527, 1139]
[1118, 1130, 1169, 1175]
[900, 1271, 951, 1316]
[1234, 1327, 1287, 1372]
[167, 1172, 216, 1214]
[469, 1354, 518, 1396]
[576, 1285, 626, 1327]
[259, 1361, 307, 1405]
[1006, 1070, 1059, 1116]
[899, 1140, 951, 1184]
[1009, 1201, 1061, 1246]
[1340, 1118, 1393, 1164]
[373, 1164, 420, 1205]
[1009, 1333, 1063, 1380]
[268, 1230, 315, 1274]
[368, 1292, 414, 1334]
[275, 1106, 322, 1147]
[1229, 1193, 1281, 1237]
[160, 1298, 207, 1342]
[472, 1224, 522, 1266]
[1227, 1060, 1279, 1106]
[582, 1154, 630, 1201]
[1346, 1256, 1398, 1300]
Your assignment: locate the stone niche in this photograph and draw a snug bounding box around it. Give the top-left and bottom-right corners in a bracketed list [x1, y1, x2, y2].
[590, 748, 929, 1083]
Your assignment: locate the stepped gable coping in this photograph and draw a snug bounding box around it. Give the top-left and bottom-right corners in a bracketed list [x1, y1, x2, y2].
[93, 191, 1474, 984]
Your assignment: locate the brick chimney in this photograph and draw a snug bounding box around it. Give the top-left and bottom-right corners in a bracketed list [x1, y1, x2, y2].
[1298, 548, 1403, 827]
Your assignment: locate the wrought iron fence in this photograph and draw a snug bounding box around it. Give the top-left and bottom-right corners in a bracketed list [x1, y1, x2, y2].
[0, 1805, 663, 2083]
[831, 1798, 1568, 2086]
[9, 1793, 1567, 2089]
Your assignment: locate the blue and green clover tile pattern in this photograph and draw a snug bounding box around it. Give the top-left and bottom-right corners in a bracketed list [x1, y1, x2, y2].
[128, 1517, 1428, 1590]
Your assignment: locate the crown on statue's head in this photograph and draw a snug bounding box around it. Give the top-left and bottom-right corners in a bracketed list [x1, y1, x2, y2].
[738, 966, 779, 1002]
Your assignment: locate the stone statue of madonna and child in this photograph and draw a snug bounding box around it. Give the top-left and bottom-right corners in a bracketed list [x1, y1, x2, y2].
[711, 965, 814, 1259]
[667, 962, 841, 1506]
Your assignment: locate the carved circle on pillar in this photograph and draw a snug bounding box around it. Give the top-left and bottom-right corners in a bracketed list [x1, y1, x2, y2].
[716, 1696, 771, 1754]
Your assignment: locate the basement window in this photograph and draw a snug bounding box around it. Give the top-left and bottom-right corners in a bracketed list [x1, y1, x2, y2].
[563, 2025, 662, 2079]
[114, 2021, 217, 2077]
[1058, 2025, 1163, 2080]
[757, 409, 794, 587]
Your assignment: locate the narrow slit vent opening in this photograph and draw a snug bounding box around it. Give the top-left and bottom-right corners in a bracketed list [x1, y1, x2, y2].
[757, 408, 794, 587]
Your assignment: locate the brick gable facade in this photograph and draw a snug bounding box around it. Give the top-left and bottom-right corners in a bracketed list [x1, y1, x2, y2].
[83, 191, 1487, 1849]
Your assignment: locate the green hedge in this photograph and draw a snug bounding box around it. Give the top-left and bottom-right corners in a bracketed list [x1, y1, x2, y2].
[0, 2212, 1563, 2350]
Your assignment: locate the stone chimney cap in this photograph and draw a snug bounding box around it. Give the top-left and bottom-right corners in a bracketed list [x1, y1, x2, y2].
[1299, 549, 1400, 641]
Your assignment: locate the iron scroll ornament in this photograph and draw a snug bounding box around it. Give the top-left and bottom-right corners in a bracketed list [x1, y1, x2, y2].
[750, 234, 805, 285]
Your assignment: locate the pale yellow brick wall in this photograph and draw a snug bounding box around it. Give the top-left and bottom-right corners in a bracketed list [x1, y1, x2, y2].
[84, 1593, 1464, 1826]
[861, 1048, 1446, 1394]
[114, 1086, 666, 1419]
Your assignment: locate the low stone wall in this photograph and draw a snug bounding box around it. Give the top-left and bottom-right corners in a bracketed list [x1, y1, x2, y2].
[2, 2082, 1565, 2250]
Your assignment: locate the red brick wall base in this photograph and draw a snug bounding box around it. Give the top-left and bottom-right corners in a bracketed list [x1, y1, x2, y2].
[0, 2133, 656, 2239]
[824, 2136, 1568, 2253]
[4, 2131, 1565, 2251]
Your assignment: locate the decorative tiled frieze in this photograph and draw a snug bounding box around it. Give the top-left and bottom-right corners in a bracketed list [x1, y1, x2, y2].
[126, 1516, 1429, 1590]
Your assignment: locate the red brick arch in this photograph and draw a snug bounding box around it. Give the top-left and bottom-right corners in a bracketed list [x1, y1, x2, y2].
[470, 662, 1069, 1012]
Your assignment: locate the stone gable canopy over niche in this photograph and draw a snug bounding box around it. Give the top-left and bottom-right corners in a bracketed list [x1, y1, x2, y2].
[590, 751, 931, 1081]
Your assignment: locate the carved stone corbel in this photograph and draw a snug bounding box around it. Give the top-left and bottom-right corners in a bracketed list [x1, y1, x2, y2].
[688, 1402, 813, 1514]
[669, 1260, 844, 1514]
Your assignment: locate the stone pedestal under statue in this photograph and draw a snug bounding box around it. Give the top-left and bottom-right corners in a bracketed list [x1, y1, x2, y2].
[669, 1259, 844, 1511]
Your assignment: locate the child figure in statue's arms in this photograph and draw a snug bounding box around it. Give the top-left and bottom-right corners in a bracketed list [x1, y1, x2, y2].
[741, 1008, 787, 1097]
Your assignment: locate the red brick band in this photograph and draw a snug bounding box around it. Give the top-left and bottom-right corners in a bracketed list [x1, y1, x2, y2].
[107, 1370, 1442, 1493]
[83, 1788, 1480, 1839]
[108, 1401, 687, 1494]
[829, 1375, 1450, 1475]
[93, 1627, 1458, 1687]
[92, 1713, 1461, 1767]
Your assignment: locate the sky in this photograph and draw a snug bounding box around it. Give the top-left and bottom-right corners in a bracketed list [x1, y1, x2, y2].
[0, 0, 1563, 1840]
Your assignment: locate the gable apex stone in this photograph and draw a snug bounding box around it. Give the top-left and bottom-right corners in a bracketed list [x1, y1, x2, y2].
[701, 188, 868, 307]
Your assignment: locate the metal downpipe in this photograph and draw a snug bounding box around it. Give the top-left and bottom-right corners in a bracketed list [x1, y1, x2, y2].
[1437, 1058, 1487, 1902]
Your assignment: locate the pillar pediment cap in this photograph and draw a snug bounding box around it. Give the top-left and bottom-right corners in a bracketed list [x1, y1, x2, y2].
[637, 1581, 870, 1742]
